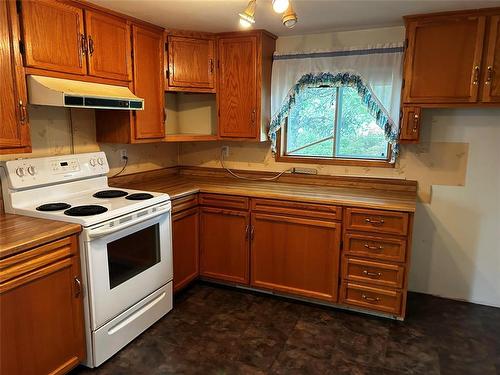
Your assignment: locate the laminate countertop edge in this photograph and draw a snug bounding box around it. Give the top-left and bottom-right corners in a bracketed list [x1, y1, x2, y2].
[0, 213, 82, 260]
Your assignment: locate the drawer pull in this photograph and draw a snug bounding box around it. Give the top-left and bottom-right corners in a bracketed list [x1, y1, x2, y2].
[364, 243, 384, 251]
[363, 270, 382, 278]
[365, 218, 384, 225]
[361, 294, 380, 303]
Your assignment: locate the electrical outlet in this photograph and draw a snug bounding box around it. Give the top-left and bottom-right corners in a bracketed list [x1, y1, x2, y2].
[119, 149, 128, 160]
[221, 146, 229, 158]
[292, 167, 318, 175]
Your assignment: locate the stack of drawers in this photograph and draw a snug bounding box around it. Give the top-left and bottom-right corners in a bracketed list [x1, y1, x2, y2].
[339, 208, 412, 318]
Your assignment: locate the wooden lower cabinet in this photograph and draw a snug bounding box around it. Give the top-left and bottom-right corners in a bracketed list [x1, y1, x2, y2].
[199, 207, 250, 284]
[250, 213, 341, 302]
[0, 235, 85, 375]
[172, 207, 199, 292]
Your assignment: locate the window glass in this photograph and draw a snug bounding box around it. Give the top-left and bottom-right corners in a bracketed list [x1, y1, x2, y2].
[284, 86, 389, 161]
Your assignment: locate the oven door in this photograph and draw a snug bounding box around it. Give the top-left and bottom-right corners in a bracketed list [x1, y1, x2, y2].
[84, 204, 172, 329]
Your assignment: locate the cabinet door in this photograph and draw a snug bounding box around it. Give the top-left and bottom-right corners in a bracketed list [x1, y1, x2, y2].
[0, 256, 85, 374]
[218, 36, 258, 138]
[172, 207, 199, 292]
[482, 15, 500, 102]
[200, 207, 249, 284]
[0, 0, 30, 152]
[168, 36, 215, 91]
[399, 106, 421, 142]
[403, 15, 486, 103]
[85, 10, 131, 81]
[250, 213, 341, 302]
[132, 25, 165, 139]
[19, 0, 86, 75]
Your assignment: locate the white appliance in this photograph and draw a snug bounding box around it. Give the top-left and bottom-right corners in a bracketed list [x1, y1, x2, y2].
[0, 152, 173, 367]
[27, 75, 144, 110]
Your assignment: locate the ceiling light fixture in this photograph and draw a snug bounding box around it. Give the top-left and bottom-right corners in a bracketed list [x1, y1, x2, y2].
[282, 3, 297, 28]
[239, 0, 256, 28]
[238, 0, 298, 29]
[272, 0, 289, 14]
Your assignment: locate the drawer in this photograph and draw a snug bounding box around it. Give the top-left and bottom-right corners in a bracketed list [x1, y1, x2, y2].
[342, 257, 405, 288]
[344, 233, 407, 262]
[199, 193, 249, 210]
[251, 198, 341, 221]
[172, 194, 198, 214]
[345, 208, 409, 236]
[341, 282, 402, 315]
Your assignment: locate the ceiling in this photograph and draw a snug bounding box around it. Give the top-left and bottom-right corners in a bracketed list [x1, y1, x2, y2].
[88, 0, 500, 36]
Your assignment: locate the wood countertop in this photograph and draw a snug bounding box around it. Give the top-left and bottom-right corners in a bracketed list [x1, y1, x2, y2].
[0, 213, 81, 259]
[112, 169, 417, 213]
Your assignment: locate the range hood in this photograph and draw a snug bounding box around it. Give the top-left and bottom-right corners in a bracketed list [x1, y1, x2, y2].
[27, 75, 144, 110]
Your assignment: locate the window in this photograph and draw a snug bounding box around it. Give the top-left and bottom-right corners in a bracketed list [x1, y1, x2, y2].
[280, 86, 391, 165]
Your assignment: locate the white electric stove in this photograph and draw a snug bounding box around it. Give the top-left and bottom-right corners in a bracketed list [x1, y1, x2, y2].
[0, 152, 173, 368]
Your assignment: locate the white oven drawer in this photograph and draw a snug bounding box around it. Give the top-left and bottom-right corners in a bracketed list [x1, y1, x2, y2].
[92, 282, 173, 367]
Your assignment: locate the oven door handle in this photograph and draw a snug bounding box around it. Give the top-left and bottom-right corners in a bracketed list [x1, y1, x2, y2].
[87, 206, 170, 239]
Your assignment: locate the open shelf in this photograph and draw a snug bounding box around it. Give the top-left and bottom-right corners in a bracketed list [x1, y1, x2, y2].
[164, 92, 218, 141]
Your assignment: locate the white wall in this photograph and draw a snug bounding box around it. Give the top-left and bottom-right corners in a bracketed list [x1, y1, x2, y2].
[410, 109, 500, 307]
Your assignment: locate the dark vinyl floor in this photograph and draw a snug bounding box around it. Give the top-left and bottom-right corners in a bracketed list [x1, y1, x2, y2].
[72, 282, 500, 375]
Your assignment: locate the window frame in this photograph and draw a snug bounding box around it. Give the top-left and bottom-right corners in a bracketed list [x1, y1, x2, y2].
[275, 86, 394, 168]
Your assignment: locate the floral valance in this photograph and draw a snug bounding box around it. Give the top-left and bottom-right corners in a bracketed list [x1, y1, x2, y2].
[269, 44, 404, 163]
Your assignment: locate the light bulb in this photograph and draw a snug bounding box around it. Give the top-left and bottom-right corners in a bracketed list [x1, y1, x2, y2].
[239, 17, 252, 28]
[272, 0, 289, 13]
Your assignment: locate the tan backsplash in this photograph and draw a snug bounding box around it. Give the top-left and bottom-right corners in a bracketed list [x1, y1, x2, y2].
[0, 106, 179, 208]
[178, 109, 469, 204]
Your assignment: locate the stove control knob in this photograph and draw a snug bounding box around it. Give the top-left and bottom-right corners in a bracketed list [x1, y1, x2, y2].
[97, 157, 104, 166]
[89, 158, 97, 167]
[27, 166, 36, 176]
[15, 167, 25, 177]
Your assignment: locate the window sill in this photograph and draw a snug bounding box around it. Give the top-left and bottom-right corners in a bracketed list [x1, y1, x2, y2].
[275, 154, 395, 168]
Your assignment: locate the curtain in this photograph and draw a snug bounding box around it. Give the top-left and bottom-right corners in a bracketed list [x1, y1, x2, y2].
[269, 43, 404, 162]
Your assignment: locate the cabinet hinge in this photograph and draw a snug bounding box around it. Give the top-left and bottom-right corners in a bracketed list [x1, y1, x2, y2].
[404, 38, 408, 50]
[401, 78, 405, 89]
[165, 42, 168, 51]
[16, 0, 22, 14]
[19, 40, 25, 55]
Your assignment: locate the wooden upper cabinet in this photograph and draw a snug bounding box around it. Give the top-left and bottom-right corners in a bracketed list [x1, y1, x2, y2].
[85, 10, 132, 81]
[218, 31, 276, 140]
[19, 0, 86, 75]
[132, 24, 165, 139]
[250, 213, 341, 302]
[218, 35, 258, 138]
[483, 15, 500, 102]
[403, 14, 486, 103]
[167, 35, 216, 92]
[399, 106, 421, 143]
[0, 0, 30, 153]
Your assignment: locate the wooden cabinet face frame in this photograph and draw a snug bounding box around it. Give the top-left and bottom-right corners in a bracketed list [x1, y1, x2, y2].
[217, 35, 259, 139]
[482, 15, 500, 102]
[19, 0, 87, 75]
[131, 24, 165, 139]
[167, 35, 216, 91]
[0, 0, 31, 153]
[85, 9, 132, 81]
[403, 14, 486, 104]
[199, 206, 250, 284]
[250, 213, 341, 302]
[399, 106, 422, 142]
[172, 206, 200, 292]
